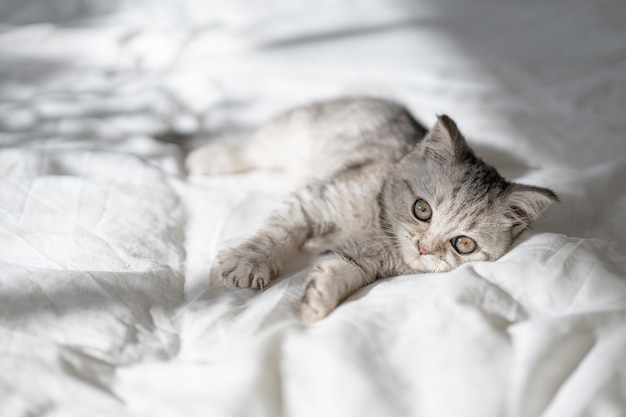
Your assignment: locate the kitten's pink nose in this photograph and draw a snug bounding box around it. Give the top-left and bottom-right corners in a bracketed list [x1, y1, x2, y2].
[417, 242, 430, 255]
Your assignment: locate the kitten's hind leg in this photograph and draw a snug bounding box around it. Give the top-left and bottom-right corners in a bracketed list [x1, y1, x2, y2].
[185, 136, 257, 175]
[186, 108, 319, 177]
[301, 249, 375, 323]
[185, 114, 303, 176]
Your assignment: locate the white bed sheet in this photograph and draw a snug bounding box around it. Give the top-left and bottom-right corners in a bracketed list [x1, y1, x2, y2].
[1, 1, 625, 416]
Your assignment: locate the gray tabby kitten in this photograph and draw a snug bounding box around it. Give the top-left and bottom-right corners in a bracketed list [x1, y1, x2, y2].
[186, 97, 557, 323]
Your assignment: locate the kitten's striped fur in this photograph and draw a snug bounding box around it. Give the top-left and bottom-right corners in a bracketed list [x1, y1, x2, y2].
[186, 98, 557, 322]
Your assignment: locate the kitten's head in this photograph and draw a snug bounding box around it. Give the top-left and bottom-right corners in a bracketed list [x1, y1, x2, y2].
[381, 115, 557, 272]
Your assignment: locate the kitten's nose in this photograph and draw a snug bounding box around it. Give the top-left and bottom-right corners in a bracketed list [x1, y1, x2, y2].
[417, 242, 430, 255]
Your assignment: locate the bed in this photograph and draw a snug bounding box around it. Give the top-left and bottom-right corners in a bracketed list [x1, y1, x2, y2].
[1, 0, 625, 416]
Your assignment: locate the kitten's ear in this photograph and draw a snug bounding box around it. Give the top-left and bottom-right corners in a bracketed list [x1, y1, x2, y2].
[419, 115, 470, 162]
[506, 183, 558, 238]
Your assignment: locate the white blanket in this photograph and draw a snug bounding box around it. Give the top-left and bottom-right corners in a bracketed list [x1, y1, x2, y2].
[1, 1, 625, 416]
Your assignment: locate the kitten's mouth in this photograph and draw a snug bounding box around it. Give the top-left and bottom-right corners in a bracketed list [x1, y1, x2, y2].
[402, 245, 452, 273]
[412, 255, 452, 273]
[401, 250, 434, 272]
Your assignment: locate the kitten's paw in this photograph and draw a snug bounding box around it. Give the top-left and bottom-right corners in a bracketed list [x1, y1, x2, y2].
[216, 248, 278, 290]
[301, 269, 337, 323]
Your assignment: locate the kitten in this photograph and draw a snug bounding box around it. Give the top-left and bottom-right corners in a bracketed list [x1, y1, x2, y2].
[186, 97, 557, 323]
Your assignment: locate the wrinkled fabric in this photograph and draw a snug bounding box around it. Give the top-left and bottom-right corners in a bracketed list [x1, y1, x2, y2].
[1, 0, 625, 416]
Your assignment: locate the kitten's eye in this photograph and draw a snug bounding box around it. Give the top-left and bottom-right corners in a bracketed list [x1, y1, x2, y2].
[451, 236, 476, 254]
[413, 199, 432, 222]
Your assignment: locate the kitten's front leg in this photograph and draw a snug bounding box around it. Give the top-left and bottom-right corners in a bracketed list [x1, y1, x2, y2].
[216, 237, 282, 290]
[216, 187, 327, 290]
[301, 249, 376, 323]
[217, 225, 307, 290]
